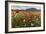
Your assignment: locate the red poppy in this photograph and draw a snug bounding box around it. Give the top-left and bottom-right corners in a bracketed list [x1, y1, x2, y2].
[16, 9, 19, 13]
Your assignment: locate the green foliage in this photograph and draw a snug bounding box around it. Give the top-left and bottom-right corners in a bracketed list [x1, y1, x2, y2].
[12, 13, 25, 28]
[12, 13, 41, 28]
[15, 13, 25, 20]
[31, 15, 41, 27]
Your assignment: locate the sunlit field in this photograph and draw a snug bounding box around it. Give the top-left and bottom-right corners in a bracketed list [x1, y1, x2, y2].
[11, 10, 41, 28]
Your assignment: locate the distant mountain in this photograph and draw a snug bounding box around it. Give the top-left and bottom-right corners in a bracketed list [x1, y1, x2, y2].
[12, 8, 41, 12]
[26, 8, 41, 11]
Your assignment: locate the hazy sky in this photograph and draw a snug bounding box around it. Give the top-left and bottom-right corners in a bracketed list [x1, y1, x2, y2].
[11, 6, 41, 10]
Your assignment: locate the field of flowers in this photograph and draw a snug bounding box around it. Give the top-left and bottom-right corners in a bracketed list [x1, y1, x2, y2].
[11, 11, 41, 28]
